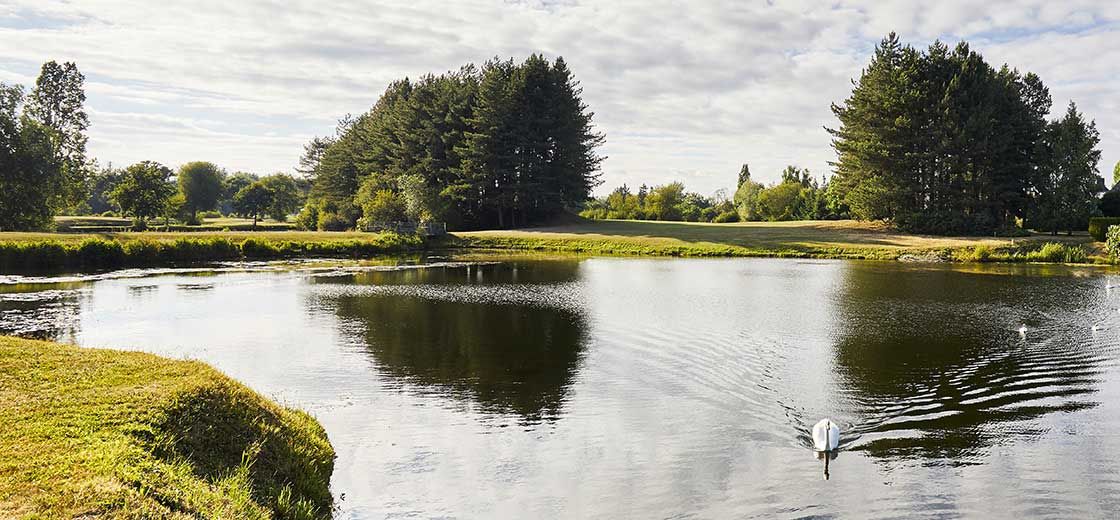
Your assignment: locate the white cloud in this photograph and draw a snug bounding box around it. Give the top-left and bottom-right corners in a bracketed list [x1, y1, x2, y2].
[0, 0, 1116, 193]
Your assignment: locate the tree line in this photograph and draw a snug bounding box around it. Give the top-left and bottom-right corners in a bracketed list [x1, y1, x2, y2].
[1, 61, 309, 230]
[299, 54, 604, 231]
[92, 162, 306, 227]
[583, 164, 848, 223]
[829, 33, 1103, 235]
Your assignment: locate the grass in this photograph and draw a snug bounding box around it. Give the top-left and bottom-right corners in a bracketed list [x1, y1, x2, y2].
[446, 219, 1098, 261]
[54, 216, 298, 233]
[0, 232, 425, 270]
[0, 336, 335, 519]
[0, 219, 1103, 267]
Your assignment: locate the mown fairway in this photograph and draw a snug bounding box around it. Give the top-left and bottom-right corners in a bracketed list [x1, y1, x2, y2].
[453, 219, 1093, 257]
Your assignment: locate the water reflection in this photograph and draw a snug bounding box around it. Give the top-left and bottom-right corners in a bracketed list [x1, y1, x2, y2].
[832, 265, 1110, 462]
[314, 260, 589, 422]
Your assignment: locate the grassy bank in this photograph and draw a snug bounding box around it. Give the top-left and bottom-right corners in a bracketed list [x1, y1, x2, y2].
[0, 232, 424, 270]
[446, 219, 1101, 262]
[0, 336, 334, 519]
[0, 220, 1104, 269]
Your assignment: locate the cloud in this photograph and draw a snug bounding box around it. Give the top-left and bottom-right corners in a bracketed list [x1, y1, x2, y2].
[0, 0, 1116, 193]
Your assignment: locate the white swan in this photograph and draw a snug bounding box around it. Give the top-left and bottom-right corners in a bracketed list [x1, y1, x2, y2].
[1018, 325, 1028, 335]
[812, 418, 840, 452]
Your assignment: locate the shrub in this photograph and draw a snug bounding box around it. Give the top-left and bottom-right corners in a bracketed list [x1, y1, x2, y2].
[123, 239, 162, 264]
[1025, 242, 1087, 263]
[295, 203, 318, 231]
[199, 210, 223, 219]
[1088, 217, 1120, 241]
[101, 210, 118, 218]
[316, 211, 350, 231]
[75, 238, 126, 267]
[240, 238, 281, 258]
[713, 211, 739, 223]
[1107, 226, 1120, 258]
[958, 244, 994, 262]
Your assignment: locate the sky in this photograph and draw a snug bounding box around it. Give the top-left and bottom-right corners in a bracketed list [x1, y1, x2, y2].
[0, 0, 1117, 196]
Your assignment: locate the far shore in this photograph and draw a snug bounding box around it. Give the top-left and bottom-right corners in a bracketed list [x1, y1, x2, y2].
[0, 218, 1104, 269]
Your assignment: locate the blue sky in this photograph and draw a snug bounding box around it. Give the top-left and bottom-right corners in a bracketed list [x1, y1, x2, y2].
[1, 0, 1117, 195]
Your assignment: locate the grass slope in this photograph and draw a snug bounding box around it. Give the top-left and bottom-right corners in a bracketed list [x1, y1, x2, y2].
[0, 336, 334, 519]
[448, 219, 1096, 261]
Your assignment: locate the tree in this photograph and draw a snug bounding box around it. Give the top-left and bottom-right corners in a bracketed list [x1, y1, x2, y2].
[0, 83, 63, 230]
[1114, 160, 1120, 188]
[221, 172, 258, 215]
[111, 161, 175, 224]
[232, 182, 273, 227]
[737, 164, 752, 187]
[25, 61, 89, 209]
[177, 161, 225, 222]
[1035, 102, 1103, 234]
[259, 173, 302, 221]
[734, 179, 765, 221]
[356, 177, 407, 228]
[87, 165, 123, 214]
[757, 182, 804, 221]
[308, 55, 603, 230]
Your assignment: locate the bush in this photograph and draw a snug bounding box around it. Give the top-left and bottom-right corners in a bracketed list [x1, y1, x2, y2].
[1107, 226, 1120, 258]
[316, 211, 350, 231]
[240, 238, 281, 258]
[1025, 242, 1087, 263]
[101, 210, 118, 218]
[958, 244, 995, 262]
[75, 238, 126, 267]
[295, 203, 318, 231]
[713, 211, 739, 223]
[199, 210, 223, 219]
[1088, 217, 1120, 241]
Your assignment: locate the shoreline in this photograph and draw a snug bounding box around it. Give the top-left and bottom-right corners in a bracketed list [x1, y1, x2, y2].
[0, 220, 1107, 270]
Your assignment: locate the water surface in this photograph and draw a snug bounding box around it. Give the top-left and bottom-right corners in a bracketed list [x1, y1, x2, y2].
[3, 256, 1119, 518]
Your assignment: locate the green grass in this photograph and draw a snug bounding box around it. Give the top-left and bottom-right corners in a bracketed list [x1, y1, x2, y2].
[446, 219, 1098, 262]
[0, 219, 1102, 267]
[0, 336, 335, 519]
[54, 216, 298, 233]
[0, 232, 425, 270]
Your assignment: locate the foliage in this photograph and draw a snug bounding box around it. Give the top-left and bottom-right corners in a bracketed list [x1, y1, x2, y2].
[0, 233, 424, 269]
[1088, 217, 1120, 241]
[305, 55, 603, 230]
[0, 336, 334, 518]
[111, 161, 176, 223]
[25, 60, 90, 209]
[1100, 189, 1120, 217]
[356, 179, 408, 228]
[259, 173, 303, 221]
[233, 182, 274, 225]
[582, 182, 739, 223]
[0, 83, 63, 231]
[1029, 102, 1104, 234]
[1024, 242, 1087, 263]
[829, 33, 1102, 235]
[178, 161, 226, 219]
[221, 171, 259, 215]
[87, 165, 123, 214]
[1107, 226, 1120, 258]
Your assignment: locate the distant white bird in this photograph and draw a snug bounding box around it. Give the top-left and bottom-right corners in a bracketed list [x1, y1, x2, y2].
[1018, 325, 1028, 335]
[812, 418, 840, 452]
[1092, 325, 1101, 332]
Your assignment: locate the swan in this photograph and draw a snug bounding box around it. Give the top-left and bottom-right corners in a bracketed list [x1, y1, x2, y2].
[812, 418, 840, 452]
[1018, 325, 1028, 335]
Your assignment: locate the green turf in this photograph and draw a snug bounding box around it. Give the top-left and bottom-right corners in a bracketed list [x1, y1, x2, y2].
[0, 336, 335, 519]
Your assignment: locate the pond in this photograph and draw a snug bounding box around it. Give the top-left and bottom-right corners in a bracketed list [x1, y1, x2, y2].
[3, 255, 1120, 518]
